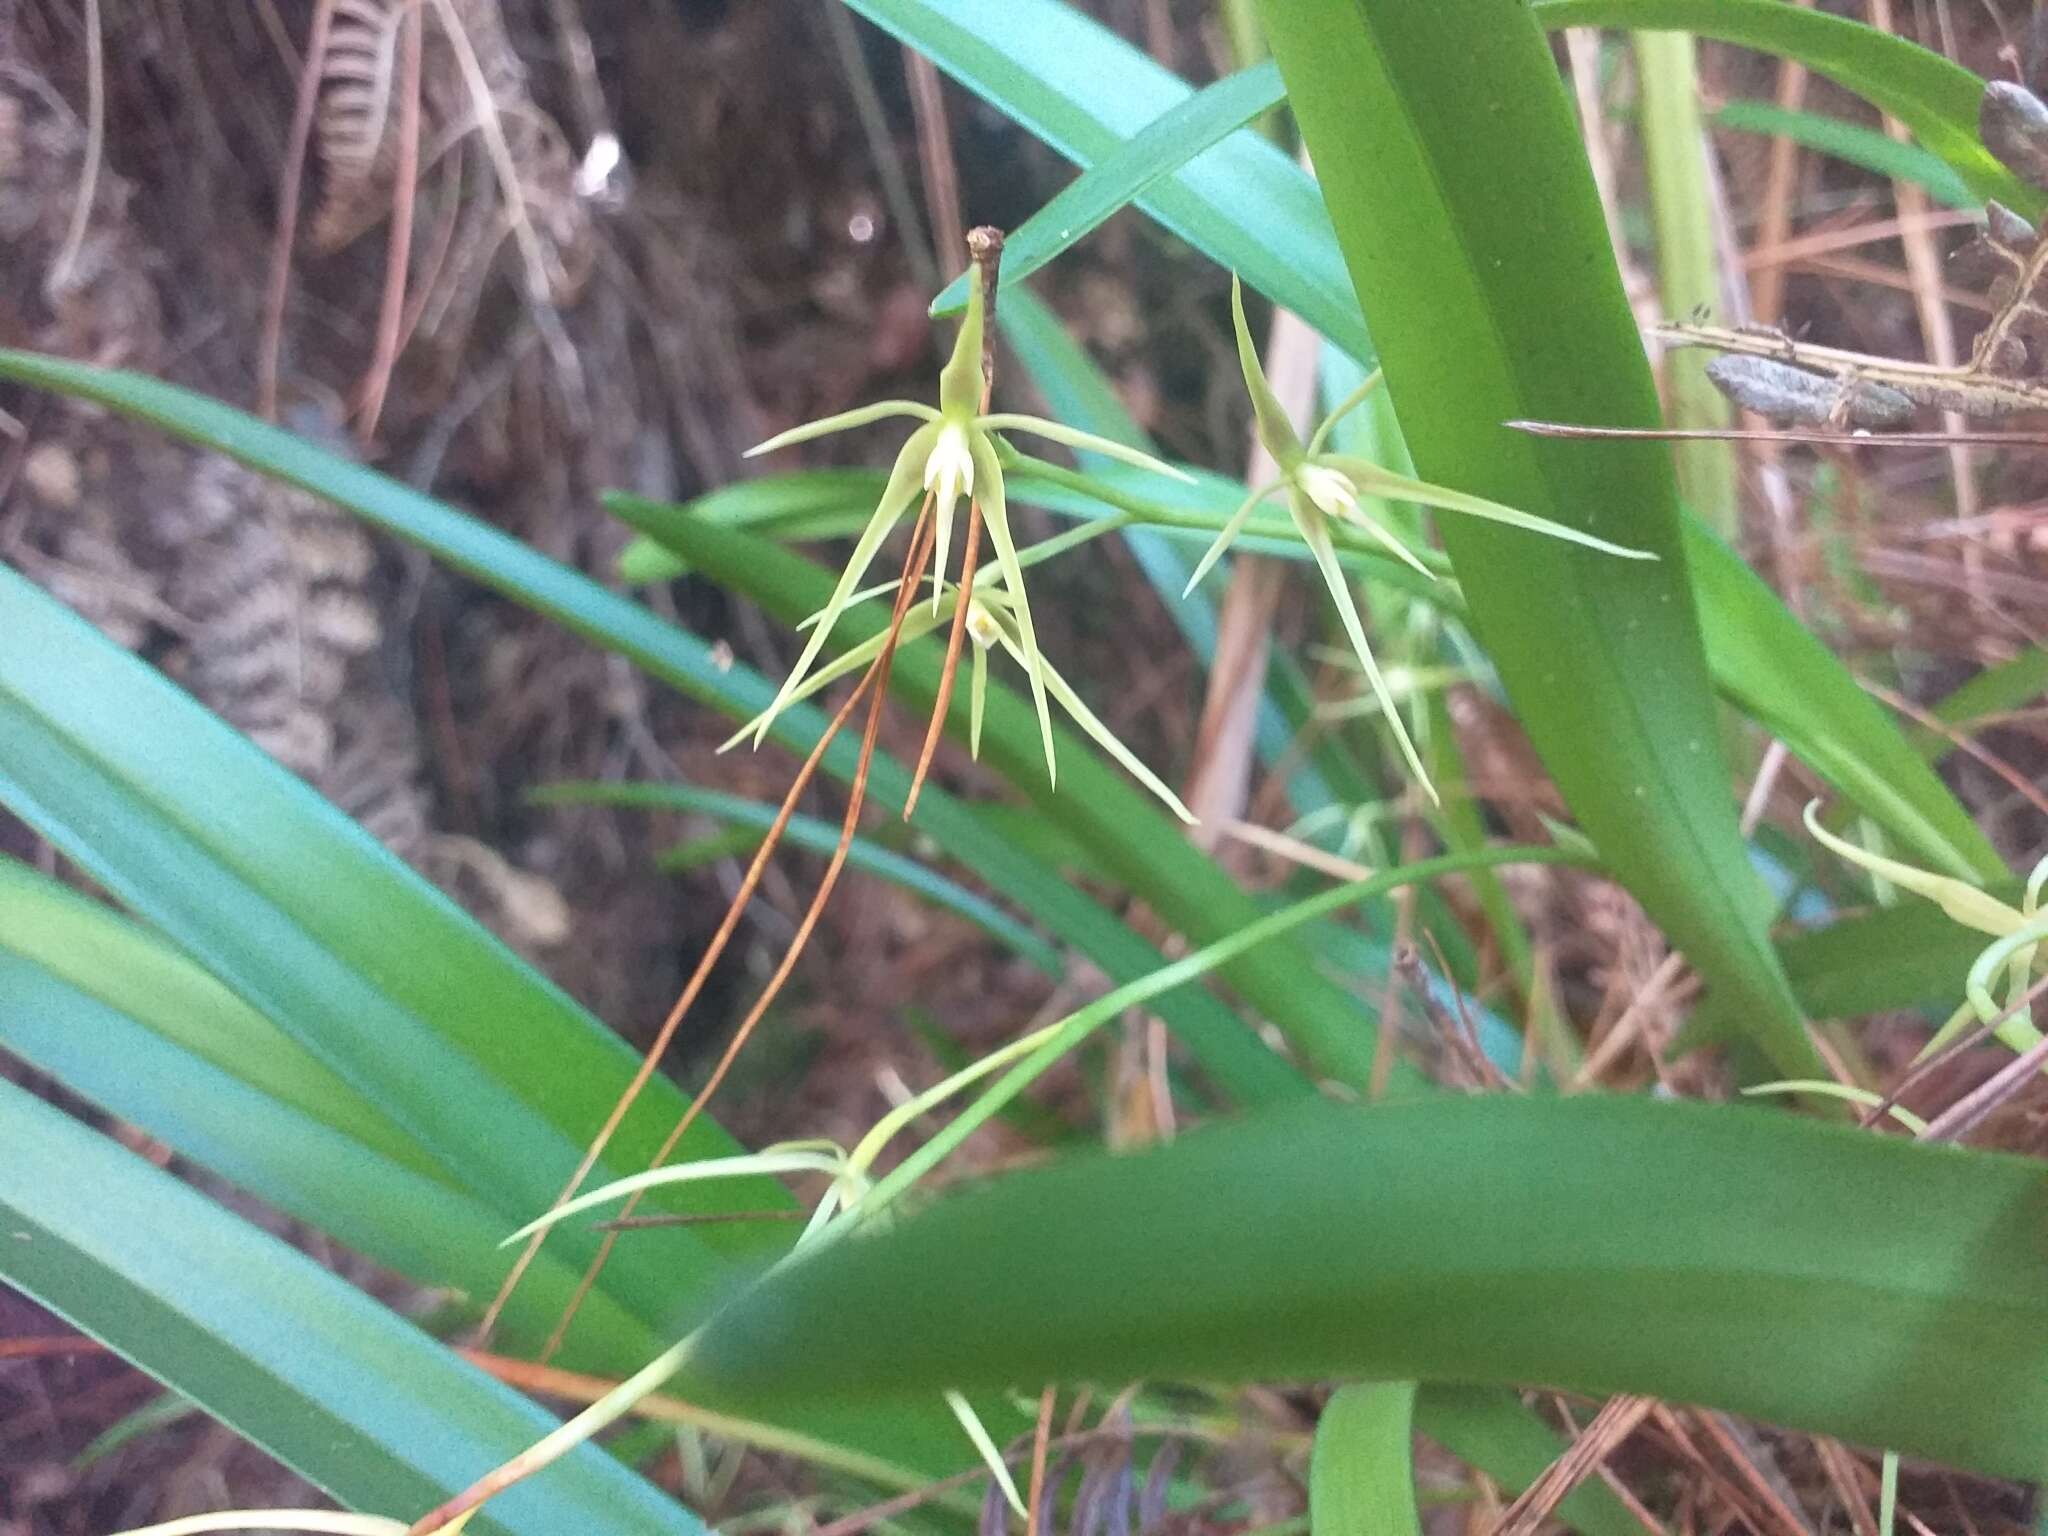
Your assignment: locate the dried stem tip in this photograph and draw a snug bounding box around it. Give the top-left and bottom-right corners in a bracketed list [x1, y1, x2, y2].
[967, 225, 1004, 401]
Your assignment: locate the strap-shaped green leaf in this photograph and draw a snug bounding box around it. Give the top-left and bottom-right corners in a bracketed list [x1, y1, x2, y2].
[682, 1094, 2048, 1483]
[0, 1078, 699, 1536]
[1259, 0, 1822, 1079]
[1310, 1384, 1421, 1536]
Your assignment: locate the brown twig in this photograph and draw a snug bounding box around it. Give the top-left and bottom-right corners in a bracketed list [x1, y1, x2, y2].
[906, 52, 965, 281]
[260, 0, 337, 421]
[1492, 1394, 1657, 1536]
[1919, 1025, 2048, 1143]
[355, 0, 423, 446]
[1024, 1385, 1057, 1536]
[905, 500, 981, 818]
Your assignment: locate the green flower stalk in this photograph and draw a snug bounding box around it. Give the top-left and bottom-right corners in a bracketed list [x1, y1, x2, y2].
[1198, 276, 1657, 804]
[742, 274, 1191, 787]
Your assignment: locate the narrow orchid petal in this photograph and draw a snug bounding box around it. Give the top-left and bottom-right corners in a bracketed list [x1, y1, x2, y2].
[979, 415, 1195, 483]
[1304, 368, 1385, 458]
[1320, 456, 1657, 561]
[107, 1517, 412, 1536]
[2027, 852, 2048, 914]
[499, 1150, 849, 1247]
[752, 423, 940, 746]
[1802, 802, 2024, 936]
[948, 1392, 1027, 1520]
[969, 642, 989, 759]
[1231, 273, 1306, 471]
[1289, 493, 1438, 805]
[1182, 480, 1285, 596]
[1964, 915, 2048, 1054]
[991, 622, 1196, 824]
[2010, 851, 2048, 1013]
[744, 400, 939, 457]
[796, 577, 906, 629]
[1914, 1000, 1984, 1067]
[968, 430, 1057, 787]
[724, 601, 953, 749]
[1340, 501, 1439, 582]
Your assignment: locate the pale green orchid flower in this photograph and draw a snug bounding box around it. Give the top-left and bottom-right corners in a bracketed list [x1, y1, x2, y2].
[725, 574, 1196, 825]
[1197, 276, 1656, 805]
[742, 275, 1192, 788]
[1803, 802, 2048, 1059]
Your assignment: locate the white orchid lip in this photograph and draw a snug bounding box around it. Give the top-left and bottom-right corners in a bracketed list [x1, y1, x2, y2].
[923, 422, 976, 498]
[965, 597, 1003, 650]
[1295, 462, 1359, 520]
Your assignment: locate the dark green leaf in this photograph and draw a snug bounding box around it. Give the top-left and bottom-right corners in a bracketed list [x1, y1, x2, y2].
[0, 562, 779, 1330]
[1713, 99, 1975, 209]
[0, 858, 657, 1366]
[1259, 0, 1823, 1079]
[684, 1095, 2048, 1483]
[838, 0, 1370, 359]
[930, 61, 1285, 314]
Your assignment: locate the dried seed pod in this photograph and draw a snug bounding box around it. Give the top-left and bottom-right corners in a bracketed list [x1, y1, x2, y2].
[1704, 354, 1916, 429]
[1981, 81, 2048, 193]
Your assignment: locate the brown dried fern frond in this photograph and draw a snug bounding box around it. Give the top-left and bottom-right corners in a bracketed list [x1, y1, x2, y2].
[310, 0, 407, 250]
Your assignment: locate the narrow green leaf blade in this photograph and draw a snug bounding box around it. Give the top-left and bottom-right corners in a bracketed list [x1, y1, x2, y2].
[838, 0, 1369, 359]
[620, 470, 891, 583]
[1686, 522, 2003, 881]
[0, 1077, 699, 1536]
[1259, 0, 1823, 1078]
[684, 1095, 2048, 1483]
[0, 859, 655, 1366]
[1311, 1384, 1421, 1536]
[930, 60, 1285, 314]
[0, 562, 777, 1324]
[1531, 0, 2036, 214]
[1713, 99, 1975, 209]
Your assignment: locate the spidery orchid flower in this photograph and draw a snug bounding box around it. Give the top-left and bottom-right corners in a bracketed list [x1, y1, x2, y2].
[1198, 276, 1657, 804]
[726, 574, 1197, 825]
[1803, 803, 2048, 1059]
[741, 274, 1192, 787]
